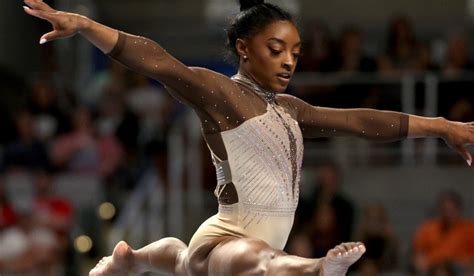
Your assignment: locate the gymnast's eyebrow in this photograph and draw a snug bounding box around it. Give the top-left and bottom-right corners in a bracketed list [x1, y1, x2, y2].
[267, 38, 302, 48]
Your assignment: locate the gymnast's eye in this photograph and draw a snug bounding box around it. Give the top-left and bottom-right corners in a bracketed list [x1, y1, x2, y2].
[269, 48, 282, 56]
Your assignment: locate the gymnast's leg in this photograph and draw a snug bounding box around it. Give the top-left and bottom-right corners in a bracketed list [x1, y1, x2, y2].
[206, 238, 365, 275]
[89, 237, 187, 276]
[89, 237, 365, 275]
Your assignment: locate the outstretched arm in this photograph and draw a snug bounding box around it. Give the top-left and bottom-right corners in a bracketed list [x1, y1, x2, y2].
[280, 94, 474, 165]
[23, 0, 229, 111]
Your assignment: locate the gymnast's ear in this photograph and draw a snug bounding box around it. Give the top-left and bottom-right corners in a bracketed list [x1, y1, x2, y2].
[235, 38, 249, 61]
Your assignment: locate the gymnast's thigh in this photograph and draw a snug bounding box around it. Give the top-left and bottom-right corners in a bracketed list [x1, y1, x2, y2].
[206, 237, 285, 276]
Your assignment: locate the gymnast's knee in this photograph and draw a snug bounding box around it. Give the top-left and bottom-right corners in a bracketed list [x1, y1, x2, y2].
[144, 237, 188, 274]
[174, 248, 189, 276]
[211, 238, 279, 275]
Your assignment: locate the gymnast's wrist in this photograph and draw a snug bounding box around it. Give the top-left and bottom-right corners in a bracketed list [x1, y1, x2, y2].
[407, 115, 447, 138]
[77, 15, 92, 34]
[433, 116, 450, 138]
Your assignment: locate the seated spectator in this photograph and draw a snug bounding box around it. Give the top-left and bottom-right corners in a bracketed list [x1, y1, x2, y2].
[289, 162, 354, 258]
[95, 79, 140, 161]
[413, 190, 474, 274]
[308, 203, 340, 257]
[355, 203, 398, 273]
[333, 27, 376, 73]
[442, 32, 474, 77]
[378, 16, 423, 75]
[27, 77, 69, 142]
[299, 161, 354, 242]
[51, 106, 123, 178]
[2, 110, 51, 171]
[327, 26, 378, 110]
[285, 204, 341, 258]
[296, 20, 335, 72]
[126, 74, 176, 146]
[439, 32, 474, 123]
[291, 21, 338, 104]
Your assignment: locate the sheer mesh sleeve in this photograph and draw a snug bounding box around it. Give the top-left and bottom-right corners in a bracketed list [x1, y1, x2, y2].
[106, 31, 230, 111]
[105, 31, 278, 140]
[278, 95, 409, 142]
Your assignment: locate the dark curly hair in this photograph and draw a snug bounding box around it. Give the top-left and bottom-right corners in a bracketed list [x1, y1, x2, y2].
[226, 0, 294, 59]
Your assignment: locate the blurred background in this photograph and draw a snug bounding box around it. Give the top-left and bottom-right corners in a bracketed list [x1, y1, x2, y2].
[1, 0, 474, 275]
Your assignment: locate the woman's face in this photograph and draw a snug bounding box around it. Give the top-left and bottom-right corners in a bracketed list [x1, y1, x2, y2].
[239, 20, 301, 92]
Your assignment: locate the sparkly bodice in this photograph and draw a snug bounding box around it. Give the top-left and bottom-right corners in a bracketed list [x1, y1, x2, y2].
[211, 102, 304, 248]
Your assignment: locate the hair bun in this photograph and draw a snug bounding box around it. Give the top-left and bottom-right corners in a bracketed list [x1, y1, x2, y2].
[239, 0, 264, 11]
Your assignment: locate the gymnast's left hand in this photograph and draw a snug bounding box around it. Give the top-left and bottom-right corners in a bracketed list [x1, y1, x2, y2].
[441, 120, 474, 166]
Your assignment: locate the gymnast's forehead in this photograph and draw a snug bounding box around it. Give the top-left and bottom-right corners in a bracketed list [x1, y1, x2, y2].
[249, 21, 301, 47]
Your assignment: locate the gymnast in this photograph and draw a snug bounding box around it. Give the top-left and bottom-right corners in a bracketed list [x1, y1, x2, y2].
[24, 0, 474, 275]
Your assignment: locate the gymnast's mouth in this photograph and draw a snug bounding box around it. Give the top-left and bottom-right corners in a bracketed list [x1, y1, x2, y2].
[277, 72, 291, 79]
[277, 72, 292, 84]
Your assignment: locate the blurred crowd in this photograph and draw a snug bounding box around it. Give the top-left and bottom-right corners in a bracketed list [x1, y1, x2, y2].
[294, 16, 474, 124]
[0, 14, 474, 275]
[0, 44, 183, 274]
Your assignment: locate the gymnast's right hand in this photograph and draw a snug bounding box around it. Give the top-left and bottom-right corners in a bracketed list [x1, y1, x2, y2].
[23, 0, 85, 44]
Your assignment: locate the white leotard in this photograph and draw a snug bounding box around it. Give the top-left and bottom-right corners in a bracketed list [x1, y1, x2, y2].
[190, 102, 303, 250]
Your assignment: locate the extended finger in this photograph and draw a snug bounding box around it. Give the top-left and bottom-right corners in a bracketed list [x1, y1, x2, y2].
[456, 145, 472, 166]
[24, 0, 55, 12]
[23, 6, 56, 23]
[40, 30, 63, 44]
